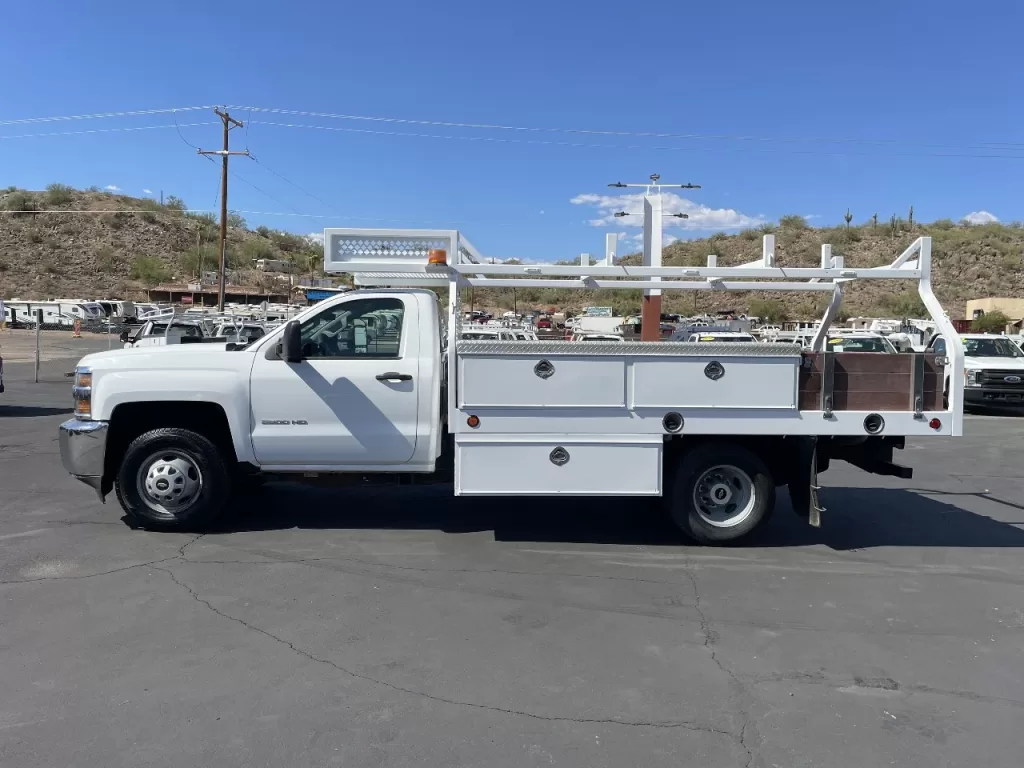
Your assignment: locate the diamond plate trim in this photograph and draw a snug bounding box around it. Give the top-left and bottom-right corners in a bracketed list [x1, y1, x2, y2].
[457, 341, 801, 357]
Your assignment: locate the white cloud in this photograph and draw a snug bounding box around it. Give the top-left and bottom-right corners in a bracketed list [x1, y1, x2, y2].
[570, 191, 764, 232]
[963, 210, 998, 225]
[142, 188, 153, 195]
[104, 184, 121, 192]
[305, 231, 325, 246]
[539, 210, 545, 215]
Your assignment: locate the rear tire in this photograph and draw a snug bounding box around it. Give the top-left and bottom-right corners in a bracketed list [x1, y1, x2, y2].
[115, 428, 232, 531]
[668, 443, 775, 544]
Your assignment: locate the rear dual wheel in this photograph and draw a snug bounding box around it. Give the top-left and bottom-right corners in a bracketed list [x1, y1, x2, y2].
[667, 444, 775, 544]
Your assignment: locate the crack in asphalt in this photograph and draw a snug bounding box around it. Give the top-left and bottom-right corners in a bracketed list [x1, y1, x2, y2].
[0, 557, 178, 585]
[681, 557, 758, 768]
[0, 533, 205, 586]
[147, 562, 735, 737]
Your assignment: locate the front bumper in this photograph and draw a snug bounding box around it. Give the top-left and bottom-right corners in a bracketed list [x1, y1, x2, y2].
[965, 387, 1024, 407]
[58, 419, 109, 499]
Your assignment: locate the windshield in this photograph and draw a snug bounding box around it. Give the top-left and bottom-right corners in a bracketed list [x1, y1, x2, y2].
[828, 337, 889, 352]
[151, 323, 204, 338]
[964, 337, 1024, 358]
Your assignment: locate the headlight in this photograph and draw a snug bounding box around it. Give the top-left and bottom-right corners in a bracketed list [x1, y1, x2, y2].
[73, 367, 92, 419]
[965, 369, 980, 387]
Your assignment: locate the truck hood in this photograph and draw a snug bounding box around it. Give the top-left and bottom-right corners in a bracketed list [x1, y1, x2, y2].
[964, 355, 1024, 370]
[76, 342, 244, 371]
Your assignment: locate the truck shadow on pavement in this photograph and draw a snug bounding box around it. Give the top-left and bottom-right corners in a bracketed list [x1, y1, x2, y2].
[0, 405, 74, 418]
[209, 482, 1024, 550]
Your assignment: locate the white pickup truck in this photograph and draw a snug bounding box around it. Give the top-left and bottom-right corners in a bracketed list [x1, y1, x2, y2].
[926, 333, 1024, 409]
[59, 227, 964, 543]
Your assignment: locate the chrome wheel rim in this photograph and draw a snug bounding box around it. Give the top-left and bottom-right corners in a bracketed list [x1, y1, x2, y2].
[692, 464, 756, 528]
[136, 450, 203, 516]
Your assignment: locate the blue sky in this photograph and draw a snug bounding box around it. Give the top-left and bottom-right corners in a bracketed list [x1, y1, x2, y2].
[1, 0, 1022, 261]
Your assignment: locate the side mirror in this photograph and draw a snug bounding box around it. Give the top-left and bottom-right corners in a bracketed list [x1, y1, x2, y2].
[119, 330, 130, 343]
[280, 320, 303, 363]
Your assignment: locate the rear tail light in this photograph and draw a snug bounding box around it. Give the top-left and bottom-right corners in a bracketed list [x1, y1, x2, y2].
[929, 418, 942, 430]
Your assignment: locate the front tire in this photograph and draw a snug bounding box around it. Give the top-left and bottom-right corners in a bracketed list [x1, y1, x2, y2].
[668, 443, 775, 544]
[115, 428, 231, 531]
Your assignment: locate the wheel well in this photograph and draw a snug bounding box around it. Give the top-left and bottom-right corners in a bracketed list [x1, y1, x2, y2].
[104, 401, 237, 484]
[663, 435, 808, 487]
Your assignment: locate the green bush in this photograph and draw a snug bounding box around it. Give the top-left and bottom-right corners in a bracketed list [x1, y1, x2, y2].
[180, 244, 220, 275]
[228, 212, 247, 230]
[972, 310, 1010, 333]
[778, 214, 808, 230]
[3, 190, 36, 213]
[44, 183, 75, 206]
[758, 223, 778, 234]
[748, 299, 790, 323]
[129, 256, 170, 285]
[242, 238, 275, 261]
[881, 292, 926, 318]
[164, 195, 187, 212]
[138, 198, 164, 212]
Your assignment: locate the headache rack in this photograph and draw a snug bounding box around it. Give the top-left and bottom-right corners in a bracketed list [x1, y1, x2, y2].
[323, 227, 966, 437]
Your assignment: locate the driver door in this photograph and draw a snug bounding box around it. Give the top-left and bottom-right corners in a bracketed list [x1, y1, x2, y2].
[249, 296, 419, 467]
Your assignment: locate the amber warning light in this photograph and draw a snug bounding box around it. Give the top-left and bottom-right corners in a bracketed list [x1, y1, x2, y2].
[427, 249, 448, 265]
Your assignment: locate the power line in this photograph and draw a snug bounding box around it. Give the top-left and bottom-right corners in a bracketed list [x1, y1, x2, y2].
[0, 122, 217, 141]
[245, 119, 1024, 161]
[0, 105, 214, 127]
[249, 152, 338, 213]
[229, 168, 304, 214]
[230, 104, 1024, 152]
[5, 102, 1024, 152]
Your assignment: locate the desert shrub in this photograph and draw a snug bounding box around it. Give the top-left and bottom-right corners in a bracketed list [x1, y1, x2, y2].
[3, 190, 36, 213]
[778, 214, 808, 230]
[164, 195, 187, 212]
[44, 183, 74, 206]
[129, 256, 169, 285]
[748, 299, 790, 323]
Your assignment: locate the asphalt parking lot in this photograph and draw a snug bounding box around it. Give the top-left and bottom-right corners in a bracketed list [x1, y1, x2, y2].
[2, 362, 1023, 767]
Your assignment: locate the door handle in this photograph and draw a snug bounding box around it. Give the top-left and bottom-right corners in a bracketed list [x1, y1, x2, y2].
[376, 372, 413, 381]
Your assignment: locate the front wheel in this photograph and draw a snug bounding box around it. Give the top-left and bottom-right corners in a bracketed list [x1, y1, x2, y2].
[667, 443, 775, 544]
[115, 428, 232, 531]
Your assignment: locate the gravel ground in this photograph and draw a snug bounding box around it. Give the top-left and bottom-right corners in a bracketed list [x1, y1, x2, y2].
[1, 374, 1023, 767]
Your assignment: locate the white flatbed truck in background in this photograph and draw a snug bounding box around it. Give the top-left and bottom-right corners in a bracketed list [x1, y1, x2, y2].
[58, 219, 965, 543]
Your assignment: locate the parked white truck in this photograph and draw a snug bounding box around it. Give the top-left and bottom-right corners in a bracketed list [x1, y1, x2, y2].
[59, 227, 964, 543]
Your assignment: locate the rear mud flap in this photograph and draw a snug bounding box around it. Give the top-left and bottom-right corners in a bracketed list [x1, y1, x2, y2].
[789, 437, 826, 527]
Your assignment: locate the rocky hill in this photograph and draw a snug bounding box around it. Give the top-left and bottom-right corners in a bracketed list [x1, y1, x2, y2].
[2, 186, 1022, 320]
[0, 185, 325, 301]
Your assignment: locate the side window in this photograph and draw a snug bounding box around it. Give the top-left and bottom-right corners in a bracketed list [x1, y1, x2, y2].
[931, 338, 946, 355]
[299, 297, 404, 359]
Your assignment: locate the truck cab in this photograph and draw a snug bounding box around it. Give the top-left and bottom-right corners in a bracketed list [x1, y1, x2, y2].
[60, 289, 443, 528]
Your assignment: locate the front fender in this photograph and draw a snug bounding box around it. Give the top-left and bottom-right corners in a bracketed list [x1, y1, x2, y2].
[93, 369, 255, 464]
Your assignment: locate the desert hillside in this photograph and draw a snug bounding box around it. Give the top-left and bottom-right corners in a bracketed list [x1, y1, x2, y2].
[0, 185, 324, 301]
[2, 186, 1021, 320]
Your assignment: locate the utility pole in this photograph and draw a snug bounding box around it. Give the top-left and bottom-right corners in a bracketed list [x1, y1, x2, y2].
[198, 108, 249, 311]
